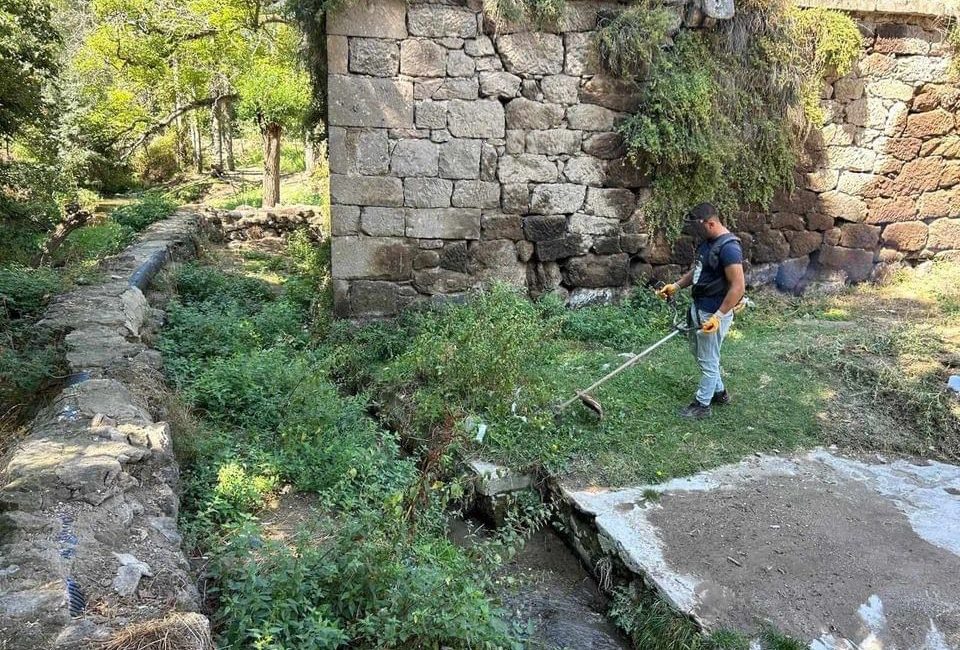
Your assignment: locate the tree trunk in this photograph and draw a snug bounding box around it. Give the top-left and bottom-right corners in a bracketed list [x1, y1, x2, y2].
[189, 111, 203, 173]
[35, 205, 92, 266]
[262, 122, 282, 208]
[223, 97, 236, 171]
[211, 103, 223, 171]
[305, 132, 316, 175]
[173, 62, 187, 168]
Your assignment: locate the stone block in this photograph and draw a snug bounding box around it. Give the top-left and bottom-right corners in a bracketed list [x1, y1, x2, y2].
[806, 212, 835, 231]
[328, 76, 414, 128]
[404, 177, 453, 208]
[481, 143, 498, 182]
[569, 213, 619, 236]
[440, 241, 469, 272]
[819, 245, 875, 282]
[752, 229, 790, 263]
[453, 180, 500, 209]
[465, 35, 496, 57]
[506, 129, 525, 154]
[471, 240, 527, 287]
[605, 158, 648, 188]
[447, 100, 505, 138]
[523, 214, 567, 241]
[921, 136, 960, 158]
[820, 191, 867, 222]
[327, 35, 348, 75]
[475, 56, 504, 73]
[771, 212, 805, 231]
[845, 97, 887, 130]
[502, 183, 530, 213]
[787, 230, 823, 257]
[581, 76, 641, 112]
[360, 207, 405, 237]
[331, 205, 360, 236]
[505, 98, 564, 130]
[881, 221, 928, 251]
[592, 236, 622, 254]
[839, 223, 881, 249]
[542, 75, 580, 105]
[416, 102, 447, 130]
[447, 50, 476, 77]
[328, 0, 407, 38]
[836, 171, 877, 195]
[536, 235, 583, 262]
[526, 129, 582, 155]
[331, 236, 413, 280]
[521, 79, 540, 101]
[564, 32, 600, 76]
[857, 53, 895, 77]
[893, 157, 944, 194]
[433, 78, 481, 100]
[804, 169, 839, 192]
[408, 5, 477, 38]
[825, 146, 876, 172]
[439, 139, 482, 179]
[350, 38, 400, 76]
[331, 174, 404, 207]
[499, 155, 558, 183]
[776, 257, 810, 292]
[349, 281, 399, 316]
[563, 254, 629, 288]
[414, 268, 477, 295]
[414, 249, 441, 269]
[482, 213, 524, 240]
[584, 187, 635, 220]
[895, 55, 951, 85]
[567, 104, 620, 131]
[498, 33, 564, 75]
[904, 109, 954, 139]
[874, 23, 933, 55]
[582, 132, 626, 159]
[530, 183, 587, 214]
[480, 71, 522, 98]
[406, 208, 482, 239]
[401, 39, 446, 77]
[927, 218, 960, 251]
[868, 196, 919, 223]
[867, 79, 915, 102]
[833, 77, 864, 103]
[563, 157, 607, 186]
[886, 137, 922, 161]
[391, 139, 438, 177]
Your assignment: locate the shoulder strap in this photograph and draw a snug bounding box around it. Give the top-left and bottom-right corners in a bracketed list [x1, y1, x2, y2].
[707, 233, 741, 270]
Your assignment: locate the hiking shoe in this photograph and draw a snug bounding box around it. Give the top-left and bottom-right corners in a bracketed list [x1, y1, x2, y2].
[711, 390, 731, 406]
[679, 401, 712, 419]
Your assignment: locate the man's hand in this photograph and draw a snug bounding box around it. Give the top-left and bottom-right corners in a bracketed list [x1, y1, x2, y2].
[655, 283, 678, 300]
[701, 314, 721, 334]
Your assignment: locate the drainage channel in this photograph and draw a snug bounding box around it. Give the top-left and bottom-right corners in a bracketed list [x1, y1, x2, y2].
[463, 461, 631, 649]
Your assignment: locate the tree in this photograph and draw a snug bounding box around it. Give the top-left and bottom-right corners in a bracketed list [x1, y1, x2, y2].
[0, 0, 61, 140]
[236, 38, 309, 207]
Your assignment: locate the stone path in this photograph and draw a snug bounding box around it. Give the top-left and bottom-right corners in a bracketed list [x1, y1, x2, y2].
[564, 449, 960, 649]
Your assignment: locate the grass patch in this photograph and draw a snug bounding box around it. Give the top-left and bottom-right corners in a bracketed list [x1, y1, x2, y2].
[161, 245, 533, 648]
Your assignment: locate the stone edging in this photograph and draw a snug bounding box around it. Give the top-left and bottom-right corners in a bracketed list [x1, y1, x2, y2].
[794, 0, 957, 17]
[0, 210, 211, 649]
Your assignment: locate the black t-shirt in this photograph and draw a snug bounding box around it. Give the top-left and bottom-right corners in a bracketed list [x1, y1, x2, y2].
[693, 236, 743, 313]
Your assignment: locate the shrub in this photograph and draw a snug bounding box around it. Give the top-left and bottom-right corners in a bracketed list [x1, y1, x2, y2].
[597, 1, 674, 79]
[132, 130, 182, 183]
[56, 220, 134, 264]
[111, 192, 176, 231]
[483, 0, 565, 27]
[0, 264, 62, 318]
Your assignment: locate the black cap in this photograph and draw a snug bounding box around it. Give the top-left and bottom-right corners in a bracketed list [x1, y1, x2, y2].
[685, 202, 719, 223]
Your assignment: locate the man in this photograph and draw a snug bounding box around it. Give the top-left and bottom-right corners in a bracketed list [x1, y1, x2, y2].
[656, 202, 745, 419]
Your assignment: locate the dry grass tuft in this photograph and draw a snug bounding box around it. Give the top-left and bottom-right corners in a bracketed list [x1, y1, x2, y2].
[101, 613, 212, 650]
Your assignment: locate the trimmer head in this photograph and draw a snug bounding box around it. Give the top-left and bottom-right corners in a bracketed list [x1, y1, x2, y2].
[577, 392, 604, 419]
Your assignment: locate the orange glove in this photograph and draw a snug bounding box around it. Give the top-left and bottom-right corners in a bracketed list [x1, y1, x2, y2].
[701, 314, 721, 334]
[655, 283, 678, 300]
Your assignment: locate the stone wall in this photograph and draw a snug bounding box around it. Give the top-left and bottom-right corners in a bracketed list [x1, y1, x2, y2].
[201, 204, 325, 252]
[327, 0, 959, 318]
[0, 213, 211, 649]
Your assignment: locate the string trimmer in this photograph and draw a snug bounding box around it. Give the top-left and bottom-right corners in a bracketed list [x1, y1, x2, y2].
[556, 294, 749, 419]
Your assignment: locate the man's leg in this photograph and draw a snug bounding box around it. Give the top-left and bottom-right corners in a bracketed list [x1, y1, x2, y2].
[712, 313, 734, 396]
[694, 313, 723, 406]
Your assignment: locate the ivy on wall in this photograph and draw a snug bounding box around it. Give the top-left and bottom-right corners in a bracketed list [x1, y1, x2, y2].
[600, 0, 861, 236]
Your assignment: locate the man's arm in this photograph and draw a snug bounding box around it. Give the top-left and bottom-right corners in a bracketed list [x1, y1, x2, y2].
[675, 269, 694, 290]
[716, 263, 745, 315]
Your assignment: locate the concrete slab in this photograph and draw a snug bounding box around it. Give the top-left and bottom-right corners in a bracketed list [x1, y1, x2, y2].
[563, 449, 960, 649]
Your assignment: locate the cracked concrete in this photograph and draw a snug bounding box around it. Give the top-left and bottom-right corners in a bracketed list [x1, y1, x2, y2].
[564, 449, 960, 649]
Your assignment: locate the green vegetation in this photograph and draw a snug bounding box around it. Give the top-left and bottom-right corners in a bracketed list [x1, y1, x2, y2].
[482, 0, 566, 27]
[605, 2, 860, 236]
[160, 248, 557, 649]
